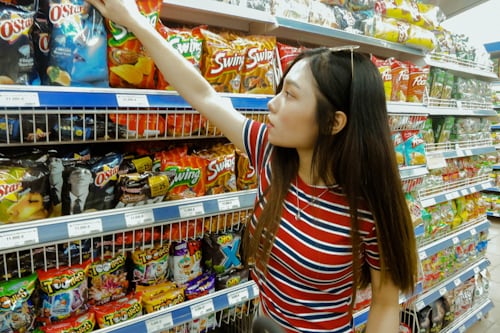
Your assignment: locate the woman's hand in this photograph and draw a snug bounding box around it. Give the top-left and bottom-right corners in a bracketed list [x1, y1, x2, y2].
[84, 0, 146, 31]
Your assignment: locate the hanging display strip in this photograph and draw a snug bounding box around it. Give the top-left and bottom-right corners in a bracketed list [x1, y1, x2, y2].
[414, 258, 490, 313]
[0, 190, 257, 252]
[417, 219, 490, 261]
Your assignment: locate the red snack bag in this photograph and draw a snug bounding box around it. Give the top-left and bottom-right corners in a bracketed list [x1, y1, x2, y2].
[239, 35, 276, 94]
[407, 63, 430, 103]
[276, 42, 304, 75]
[93, 292, 143, 328]
[371, 55, 392, 101]
[109, 113, 166, 137]
[39, 312, 96, 333]
[390, 58, 410, 102]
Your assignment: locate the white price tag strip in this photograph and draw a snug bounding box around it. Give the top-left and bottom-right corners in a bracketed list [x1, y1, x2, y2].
[190, 300, 214, 318]
[116, 94, 149, 107]
[476, 311, 483, 320]
[228, 289, 249, 305]
[0, 228, 39, 249]
[439, 287, 447, 296]
[68, 219, 103, 237]
[445, 192, 458, 201]
[420, 198, 436, 207]
[454, 278, 461, 287]
[452, 236, 460, 245]
[415, 300, 425, 311]
[217, 197, 240, 211]
[125, 209, 155, 227]
[146, 314, 174, 333]
[459, 325, 466, 333]
[460, 189, 469, 196]
[474, 266, 480, 274]
[0, 92, 40, 107]
[426, 155, 447, 170]
[418, 251, 427, 260]
[470, 228, 477, 236]
[179, 203, 205, 218]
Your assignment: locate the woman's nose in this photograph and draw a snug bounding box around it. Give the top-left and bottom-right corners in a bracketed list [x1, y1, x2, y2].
[267, 96, 277, 113]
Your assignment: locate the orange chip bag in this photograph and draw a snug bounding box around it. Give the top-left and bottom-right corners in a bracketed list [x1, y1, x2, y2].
[93, 293, 143, 328]
[110, 113, 166, 137]
[194, 27, 245, 93]
[160, 155, 208, 200]
[239, 35, 276, 94]
[194, 143, 237, 195]
[390, 58, 409, 102]
[157, 25, 203, 90]
[106, 0, 161, 88]
[236, 149, 257, 190]
[407, 63, 429, 103]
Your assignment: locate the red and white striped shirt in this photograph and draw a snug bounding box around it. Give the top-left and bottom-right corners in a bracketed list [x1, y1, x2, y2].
[243, 119, 381, 333]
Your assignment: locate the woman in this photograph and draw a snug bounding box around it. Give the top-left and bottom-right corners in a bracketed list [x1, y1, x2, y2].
[84, 1, 418, 332]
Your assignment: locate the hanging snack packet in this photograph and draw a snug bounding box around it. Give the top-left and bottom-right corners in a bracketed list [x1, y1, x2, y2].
[131, 243, 170, 286]
[239, 35, 276, 94]
[169, 239, 203, 285]
[106, 0, 160, 88]
[46, 0, 108, 86]
[390, 58, 409, 102]
[370, 55, 392, 101]
[88, 252, 129, 306]
[194, 142, 237, 195]
[0, 2, 39, 84]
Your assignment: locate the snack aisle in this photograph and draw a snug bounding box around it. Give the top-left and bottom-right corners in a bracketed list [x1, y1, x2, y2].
[0, 1, 498, 333]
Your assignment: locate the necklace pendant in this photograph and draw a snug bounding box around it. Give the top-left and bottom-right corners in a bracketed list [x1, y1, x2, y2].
[296, 210, 300, 220]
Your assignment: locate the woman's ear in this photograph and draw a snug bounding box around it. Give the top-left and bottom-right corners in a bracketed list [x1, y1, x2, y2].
[332, 110, 347, 135]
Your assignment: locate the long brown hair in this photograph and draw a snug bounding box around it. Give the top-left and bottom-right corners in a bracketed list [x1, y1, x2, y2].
[242, 48, 417, 305]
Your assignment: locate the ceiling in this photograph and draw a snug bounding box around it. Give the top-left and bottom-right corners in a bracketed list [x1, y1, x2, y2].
[423, 0, 491, 18]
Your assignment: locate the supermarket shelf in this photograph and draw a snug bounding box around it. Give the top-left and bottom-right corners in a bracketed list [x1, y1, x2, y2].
[419, 179, 493, 208]
[417, 220, 490, 260]
[387, 102, 428, 115]
[425, 55, 499, 82]
[426, 144, 497, 160]
[425, 107, 498, 117]
[96, 280, 259, 333]
[414, 258, 490, 312]
[270, 17, 425, 60]
[0, 85, 271, 110]
[487, 211, 500, 217]
[442, 298, 494, 333]
[399, 166, 428, 180]
[0, 190, 257, 252]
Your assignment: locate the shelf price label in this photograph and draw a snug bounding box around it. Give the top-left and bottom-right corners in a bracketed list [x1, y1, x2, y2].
[415, 300, 425, 311]
[0, 228, 39, 249]
[116, 94, 149, 107]
[125, 209, 154, 227]
[459, 325, 466, 333]
[228, 289, 249, 305]
[190, 300, 214, 318]
[68, 219, 103, 237]
[179, 203, 205, 218]
[452, 236, 460, 245]
[146, 314, 174, 333]
[0, 92, 40, 107]
[453, 278, 462, 287]
[438, 287, 447, 296]
[418, 251, 427, 260]
[217, 197, 240, 211]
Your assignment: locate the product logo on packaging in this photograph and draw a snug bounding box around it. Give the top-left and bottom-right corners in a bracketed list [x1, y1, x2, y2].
[0, 15, 33, 42]
[245, 47, 274, 70]
[48, 3, 84, 26]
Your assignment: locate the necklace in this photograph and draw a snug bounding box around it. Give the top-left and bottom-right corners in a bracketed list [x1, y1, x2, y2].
[295, 178, 329, 220]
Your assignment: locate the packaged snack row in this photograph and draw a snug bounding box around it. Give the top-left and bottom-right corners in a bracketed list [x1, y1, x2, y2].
[421, 116, 492, 148]
[0, 142, 257, 224]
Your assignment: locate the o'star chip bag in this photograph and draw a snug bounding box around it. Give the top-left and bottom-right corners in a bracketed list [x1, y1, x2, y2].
[46, 0, 108, 87]
[0, 1, 39, 85]
[106, 0, 161, 89]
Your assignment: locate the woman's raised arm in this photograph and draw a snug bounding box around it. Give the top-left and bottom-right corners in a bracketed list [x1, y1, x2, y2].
[86, 0, 247, 150]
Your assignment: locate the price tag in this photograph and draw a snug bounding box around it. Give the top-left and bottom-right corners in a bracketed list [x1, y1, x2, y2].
[459, 325, 466, 333]
[452, 236, 460, 245]
[179, 203, 205, 218]
[217, 197, 240, 211]
[470, 228, 477, 236]
[464, 149, 473, 156]
[68, 219, 103, 237]
[228, 289, 249, 305]
[419, 251, 427, 260]
[415, 300, 425, 311]
[426, 154, 446, 170]
[439, 287, 447, 296]
[146, 314, 173, 333]
[0, 92, 40, 107]
[476, 311, 483, 320]
[190, 300, 214, 318]
[0, 228, 39, 249]
[125, 209, 154, 227]
[420, 198, 436, 208]
[454, 278, 461, 287]
[474, 266, 481, 274]
[116, 94, 149, 107]
[252, 284, 259, 297]
[460, 189, 469, 196]
[445, 192, 458, 201]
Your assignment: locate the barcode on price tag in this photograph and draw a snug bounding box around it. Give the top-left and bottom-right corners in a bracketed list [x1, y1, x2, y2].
[228, 289, 249, 305]
[179, 203, 204, 218]
[190, 300, 214, 318]
[125, 209, 154, 227]
[146, 314, 174, 333]
[217, 197, 240, 211]
[0, 228, 39, 249]
[0, 92, 40, 107]
[68, 219, 103, 237]
[116, 94, 149, 107]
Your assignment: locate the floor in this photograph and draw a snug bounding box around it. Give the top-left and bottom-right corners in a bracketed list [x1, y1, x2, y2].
[467, 217, 500, 333]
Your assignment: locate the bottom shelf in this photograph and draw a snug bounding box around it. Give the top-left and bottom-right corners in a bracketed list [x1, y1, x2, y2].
[442, 298, 494, 333]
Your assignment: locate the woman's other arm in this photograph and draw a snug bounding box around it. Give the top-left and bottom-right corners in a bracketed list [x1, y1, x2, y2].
[85, 0, 247, 150]
[365, 268, 401, 333]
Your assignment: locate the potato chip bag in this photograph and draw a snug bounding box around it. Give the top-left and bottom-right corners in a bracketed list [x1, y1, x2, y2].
[402, 130, 426, 166]
[407, 63, 429, 103]
[106, 0, 161, 88]
[239, 35, 276, 94]
[390, 58, 409, 102]
[371, 55, 392, 101]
